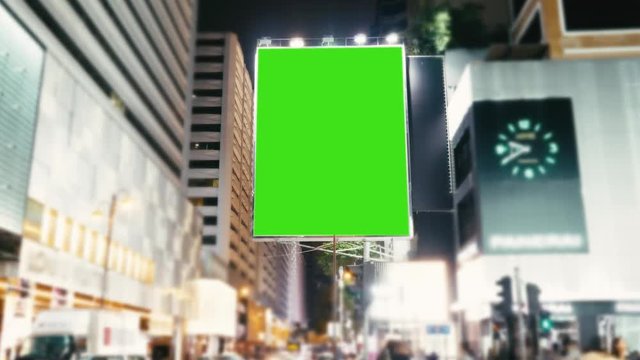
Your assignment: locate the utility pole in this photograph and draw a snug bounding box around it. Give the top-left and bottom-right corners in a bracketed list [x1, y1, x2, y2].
[333, 235, 338, 358]
[99, 193, 118, 308]
[514, 267, 527, 360]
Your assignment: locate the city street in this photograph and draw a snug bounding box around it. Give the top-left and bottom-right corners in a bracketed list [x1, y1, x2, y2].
[1, 0, 640, 359]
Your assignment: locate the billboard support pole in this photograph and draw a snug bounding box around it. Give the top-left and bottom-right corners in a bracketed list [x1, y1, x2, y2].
[362, 242, 371, 360]
[333, 235, 339, 358]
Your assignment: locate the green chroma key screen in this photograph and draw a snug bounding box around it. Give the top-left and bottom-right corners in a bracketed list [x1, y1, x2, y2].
[253, 46, 411, 237]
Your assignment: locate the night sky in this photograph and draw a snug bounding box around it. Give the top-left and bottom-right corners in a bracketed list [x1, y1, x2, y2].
[198, 0, 378, 72]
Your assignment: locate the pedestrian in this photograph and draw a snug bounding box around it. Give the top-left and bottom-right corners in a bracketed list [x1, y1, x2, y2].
[460, 341, 476, 360]
[562, 339, 580, 360]
[611, 337, 627, 359]
[581, 337, 616, 360]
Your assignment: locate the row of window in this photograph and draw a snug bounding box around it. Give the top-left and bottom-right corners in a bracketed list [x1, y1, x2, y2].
[190, 142, 220, 150]
[191, 124, 221, 132]
[187, 178, 219, 188]
[190, 197, 218, 206]
[189, 160, 219, 168]
[22, 199, 156, 284]
[193, 88, 222, 97]
[195, 55, 224, 63]
[196, 38, 225, 46]
[194, 72, 223, 80]
[25, 0, 181, 176]
[192, 106, 222, 115]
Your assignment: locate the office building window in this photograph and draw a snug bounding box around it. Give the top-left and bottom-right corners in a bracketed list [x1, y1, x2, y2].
[197, 38, 225, 46]
[203, 197, 218, 206]
[192, 106, 222, 115]
[203, 235, 217, 245]
[188, 178, 220, 188]
[193, 89, 223, 97]
[195, 55, 224, 63]
[46, 209, 58, 247]
[75, 225, 86, 258]
[61, 217, 73, 252]
[203, 216, 217, 225]
[194, 72, 223, 80]
[191, 124, 221, 132]
[189, 160, 220, 168]
[23, 199, 44, 241]
[191, 142, 220, 150]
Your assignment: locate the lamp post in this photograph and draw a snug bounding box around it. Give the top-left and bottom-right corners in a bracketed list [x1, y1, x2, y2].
[95, 192, 132, 308]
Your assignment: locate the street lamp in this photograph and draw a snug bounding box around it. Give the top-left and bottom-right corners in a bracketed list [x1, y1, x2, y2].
[289, 37, 305, 48]
[240, 286, 251, 298]
[93, 191, 134, 308]
[385, 32, 400, 44]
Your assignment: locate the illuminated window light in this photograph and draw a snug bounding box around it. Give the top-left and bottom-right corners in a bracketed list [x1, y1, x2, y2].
[289, 38, 305, 48]
[354, 33, 367, 45]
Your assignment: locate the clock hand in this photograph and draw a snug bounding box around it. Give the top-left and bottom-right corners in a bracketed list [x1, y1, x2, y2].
[501, 141, 532, 165]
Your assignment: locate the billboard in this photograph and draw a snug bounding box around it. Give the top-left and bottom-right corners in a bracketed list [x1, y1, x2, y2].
[254, 46, 411, 238]
[473, 98, 588, 254]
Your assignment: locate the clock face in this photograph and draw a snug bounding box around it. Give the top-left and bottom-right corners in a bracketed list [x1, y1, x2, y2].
[494, 118, 559, 180]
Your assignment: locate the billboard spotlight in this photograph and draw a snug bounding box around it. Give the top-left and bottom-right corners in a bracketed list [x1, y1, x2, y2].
[289, 37, 305, 48]
[321, 36, 335, 46]
[258, 37, 272, 47]
[354, 33, 367, 45]
[386, 33, 399, 44]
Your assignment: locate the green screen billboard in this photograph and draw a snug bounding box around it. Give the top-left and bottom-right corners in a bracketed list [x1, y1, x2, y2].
[254, 46, 411, 238]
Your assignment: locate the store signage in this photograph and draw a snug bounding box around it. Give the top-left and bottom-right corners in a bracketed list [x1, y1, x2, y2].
[426, 325, 450, 335]
[18, 240, 103, 296]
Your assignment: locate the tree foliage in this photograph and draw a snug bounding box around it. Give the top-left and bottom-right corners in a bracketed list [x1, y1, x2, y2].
[315, 241, 363, 277]
[407, 1, 493, 55]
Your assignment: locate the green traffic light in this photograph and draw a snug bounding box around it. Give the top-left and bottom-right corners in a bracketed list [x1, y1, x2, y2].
[541, 318, 553, 331]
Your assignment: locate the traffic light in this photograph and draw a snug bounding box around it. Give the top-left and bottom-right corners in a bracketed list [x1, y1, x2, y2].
[496, 276, 513, 315]
[526, 283, 541, 315]
[540, 310, 553, 335]
[526, 283, 542, 356]
[496, 276, 515, 359]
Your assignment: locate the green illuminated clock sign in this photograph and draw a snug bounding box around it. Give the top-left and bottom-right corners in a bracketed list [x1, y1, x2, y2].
[473, 98, 588, 254]
[494, 119, 560, 180]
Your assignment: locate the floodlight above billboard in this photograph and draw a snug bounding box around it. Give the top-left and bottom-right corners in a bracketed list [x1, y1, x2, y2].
[253, 45, 411, 239]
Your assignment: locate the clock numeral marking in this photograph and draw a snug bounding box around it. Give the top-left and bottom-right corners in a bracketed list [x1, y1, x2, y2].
[538, 165, 547, 175]
[524, 168, 535, 180]
[534, 123, 542, 132]
[512, 166, 520, 176]
[498, 133, 508, 141]
[544, 132, 553, 140]
[495, 144, 508, 155]
[545, 156, 556, 165]
[549, 142, 559, 154]
[508, 123, 516, 133]
[518, 119, 531, 130]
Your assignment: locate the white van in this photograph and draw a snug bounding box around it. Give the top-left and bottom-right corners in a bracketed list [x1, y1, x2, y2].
[18, 309, 147, 360]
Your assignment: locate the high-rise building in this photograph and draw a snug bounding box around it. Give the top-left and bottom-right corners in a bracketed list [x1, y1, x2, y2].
[186, 34, 307, 343]
[186, 32, 256, 288]
[508, 0, 640, 58]
[0, 0, 200, 356]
